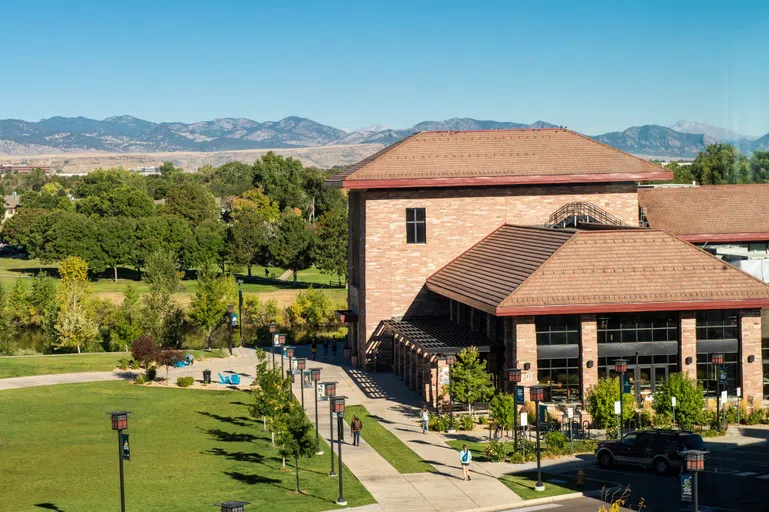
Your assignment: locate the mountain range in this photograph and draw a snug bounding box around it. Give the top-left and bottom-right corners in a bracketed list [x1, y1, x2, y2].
[1, 115, 768, 159]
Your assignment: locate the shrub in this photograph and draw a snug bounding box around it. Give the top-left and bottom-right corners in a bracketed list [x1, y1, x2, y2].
[117, 358, 131, 370]
[146, 366, 157, 381]
[478, 415, 487, 425]
[489, 393, 516, 432]
[131, 335, 158, 368]
[135, 374, 146, 385]
[177, 376, 195, 387]
[457, 414, 475, 431]
[483, 440, 510, 462]
[586, 377, 636, 429]
[509, 447, 535, 464]
[429, 413, 450, 432]
[545, 431, 567, 451]
[724, 404, 738, 425]
[747, 408, 764, 425]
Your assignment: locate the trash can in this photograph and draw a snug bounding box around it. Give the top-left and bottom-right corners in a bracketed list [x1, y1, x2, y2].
[202, 369, 211, 384]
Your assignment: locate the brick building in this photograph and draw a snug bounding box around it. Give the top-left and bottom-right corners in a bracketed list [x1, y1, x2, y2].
[326, 129, 769, 408]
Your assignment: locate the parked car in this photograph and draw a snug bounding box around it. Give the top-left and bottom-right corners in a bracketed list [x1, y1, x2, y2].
[595, 429, 707, 475]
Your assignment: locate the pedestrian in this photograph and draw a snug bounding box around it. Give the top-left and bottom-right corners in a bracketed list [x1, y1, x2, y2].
[420, 406, 430, 434]
[331, 339, 338, 359]
[459, 444, 472, 481]
[323, 339, 330, 361]
[311, 339, 317, 361]
[351, 414, 363, 446]
[264, 267, 269, 278]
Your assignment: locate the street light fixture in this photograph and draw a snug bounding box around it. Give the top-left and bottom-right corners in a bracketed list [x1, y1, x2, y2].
[296, 357, 306, 406]
[227, 304, 235, 356]
[529, 386, 545, 492]
[311, 368, 323, 454]
[685, 450, 707, 512]
[325, 382, 338, 477]
[507, 367, 522, 450]
[278, 334, 287, 375]
[444, 354, 456, 432]
[286, 346, 295, 375]
[614, 359, 628, 439]
[712, 353, 724, 432]
[214, 501, 250, 512]
[269, 323, 278, 368]
[108, 411, 130, 512]
[236, 279, 243, 346]
[331, 396, 347, 506]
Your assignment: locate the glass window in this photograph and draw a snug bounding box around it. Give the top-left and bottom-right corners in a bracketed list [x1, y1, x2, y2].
[697, 351, 739, 395]
[535, 315, 580, 346]
[696, 310, 738, 341]
[598, 313, 678, 344]
[537, 357, 580, 402]
[405, 208, 426, 244]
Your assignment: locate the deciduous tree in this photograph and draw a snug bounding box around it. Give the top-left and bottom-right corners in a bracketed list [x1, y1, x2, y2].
[161, 182, 218, 224]
[54, 256, 97, 353]
[270, 212, 316, 283]
[189, 261, 236, 348]
[652, 372, 704, 429]
[451, 347, 495, 412]
[314, 207, 347, 284]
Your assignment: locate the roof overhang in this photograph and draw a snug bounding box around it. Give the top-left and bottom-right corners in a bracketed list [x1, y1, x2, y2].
[677, 233, 769, 243]
[332, 171, 672, 190]
[494, 299, 769, 317]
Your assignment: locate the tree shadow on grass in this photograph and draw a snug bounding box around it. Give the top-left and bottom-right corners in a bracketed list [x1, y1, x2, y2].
[35, 505, 65, 512]
[225, 471, 282, 485]
[197, 410, 253, 427]
[204, 428, 258, 443]
[206, 447, 266, 463]
[367, 414, 395, 424]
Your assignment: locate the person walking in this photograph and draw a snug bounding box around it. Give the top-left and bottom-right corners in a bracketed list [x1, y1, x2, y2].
[459, 444, 472, 481]
[420, 406, 430, 434]
[311, 339, 317, 361]
[351, 415, 363, 446]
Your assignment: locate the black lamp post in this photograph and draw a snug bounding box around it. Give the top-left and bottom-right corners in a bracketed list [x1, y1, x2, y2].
[445, 354, 456, 432]
[227, 304, 234, 356]
[311, 368, 323, 454]
[215, 501, 250, 512]
[286, 346, 295, 377]
[236, 280, 243, 346]
[269, 323, 278, 367]
[326, 382, 338, 476]
[278, 334, 287, 375]
[332, 396, 347, 506]
[108, 411, 130, 512]
[685, 449, 706, 512]
[507, 367, 522, 449]
[530, 386, 545, 492]
[712, 353, 724, 432]
[297, 358, 307, 409]
[614, 359, 628, 439]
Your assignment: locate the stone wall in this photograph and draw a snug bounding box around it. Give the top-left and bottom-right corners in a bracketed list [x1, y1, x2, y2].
[740, 309, 763, 406]
[680, 311, 697, 379]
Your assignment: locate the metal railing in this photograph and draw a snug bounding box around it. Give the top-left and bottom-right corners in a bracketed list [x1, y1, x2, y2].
[546, 202, 628, 228]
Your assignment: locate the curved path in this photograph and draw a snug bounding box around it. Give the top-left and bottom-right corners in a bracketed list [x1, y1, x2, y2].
[0, 370, 132, 390]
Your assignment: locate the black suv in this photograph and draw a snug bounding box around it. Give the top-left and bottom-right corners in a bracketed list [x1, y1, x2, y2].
[595, 429, 707, 475]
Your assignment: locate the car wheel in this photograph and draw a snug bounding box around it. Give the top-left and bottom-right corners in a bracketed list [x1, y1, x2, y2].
[653, 458, 669, 475]
[598, 452, 613, 468]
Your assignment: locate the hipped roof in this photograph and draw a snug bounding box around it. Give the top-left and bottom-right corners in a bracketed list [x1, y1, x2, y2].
[426, 225, 769, 316]
[326, 129, 671, 189]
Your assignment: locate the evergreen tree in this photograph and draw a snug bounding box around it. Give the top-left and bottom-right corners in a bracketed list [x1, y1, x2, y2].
[450, 347, 495, 412]
[270, 212, 316, 283]
[314, 207, 347, 285]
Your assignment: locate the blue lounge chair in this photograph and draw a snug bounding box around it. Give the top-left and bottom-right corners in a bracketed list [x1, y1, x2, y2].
[230, 374, 241, 385]
[217, 372, 231, 385]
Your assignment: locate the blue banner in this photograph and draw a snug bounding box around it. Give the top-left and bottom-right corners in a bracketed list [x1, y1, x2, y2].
[719, 366, 727, 385]
[516, 386, 524, 403]
[680, 473, 692, 502]
[121, 433, 131, 461]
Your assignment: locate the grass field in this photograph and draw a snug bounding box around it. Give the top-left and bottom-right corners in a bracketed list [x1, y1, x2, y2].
[0, 350, 225, 379]
[345, 405, 435, 474]
[445, 438, 489, 462]
[0, 381, 375, 511]
[498, 471, 609, 500]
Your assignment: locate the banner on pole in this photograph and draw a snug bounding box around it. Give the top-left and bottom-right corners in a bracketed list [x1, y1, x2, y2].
[121, 433, 131, 461]
[680, 474, 692, 502]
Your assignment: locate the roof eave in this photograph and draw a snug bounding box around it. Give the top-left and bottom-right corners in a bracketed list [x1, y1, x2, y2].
[338, 171, 673, 190]
[424, 283, 498, 315]
[677, 232, 769, 243]
[495, 298, 769, 317]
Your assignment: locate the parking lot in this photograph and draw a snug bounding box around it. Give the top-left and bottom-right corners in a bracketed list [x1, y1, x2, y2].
[549, 442, 769, 511]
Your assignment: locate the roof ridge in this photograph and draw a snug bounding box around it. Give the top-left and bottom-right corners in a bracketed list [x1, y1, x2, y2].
[417, 128, 566, 134]
[565, 129, 668, 173]
[325, 131, 420, 184]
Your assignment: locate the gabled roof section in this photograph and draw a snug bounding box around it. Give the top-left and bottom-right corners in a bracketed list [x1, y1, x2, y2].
[326, 129, 672, 189]
[426, 226, 769, 316]
[639, 184, 769, 242]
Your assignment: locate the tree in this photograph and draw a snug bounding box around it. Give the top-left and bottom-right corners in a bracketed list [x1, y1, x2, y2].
[270, 212, 316, 283]
[194, 220, 227, 269]
[0, 282, 17, 356]
[489, 392, 516, 434]
[131, 335, 159, 368]
[450, 347, 495, 411]
[231, 188, 280, 222]
[109, 284, 143, 351]
[585, 377, 636, 430]
[284, 288, 335, 334]
[253, 152, 307, 211]
[20, 182, 74, 211]
[77, 186, 154, 218]
[314, 207, 348, 284]
[53, 256, 97, 353]
[689, 143, 743, 185]
[227, 210, 271, 276]
[277, 402, 316, 493]
[141, 251, 181, 340]
[251, 364, 291, 445]
[750, 151, 769, 183]
[665, 162, 695, 185]
[189, 261, 236, 348]
[157, 348, 182, 384]
[98, 216, 138, 281]
[652, 372, 704, 429]
[161, 182, 218, 224]
[161, 305, 186, 349]
[303, 167, 345, 222]
[2, 208, 56, 259]
[8, 278, 31, 326]
[39, 211, 105, 272]
[28, 272, 57, 328]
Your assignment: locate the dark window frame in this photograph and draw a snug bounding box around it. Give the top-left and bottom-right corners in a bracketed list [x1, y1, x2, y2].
[597, 312, 678, 344]
[535, 315, 580, 346]
[405, 207, 426, 244]
[537, 357, 581, 402]
[696, 310, 738, 342]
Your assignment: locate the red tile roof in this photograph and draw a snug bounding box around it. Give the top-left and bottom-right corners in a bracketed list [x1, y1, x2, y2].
[326, 129, 671, 189]
[638, 185, 769, 242]
[426, 225, 769, 316]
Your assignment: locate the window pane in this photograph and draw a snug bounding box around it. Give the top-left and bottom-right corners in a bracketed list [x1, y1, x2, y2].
[416, 221, 426, 243]
[406, 224, 415, 244]
[406, 208, 415, 222]
[415, 208, 425, 222]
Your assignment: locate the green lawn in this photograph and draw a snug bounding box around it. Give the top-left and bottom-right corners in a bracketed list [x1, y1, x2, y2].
[0, 381, 375, 511]
[445, 438, 489, 462]
[0, 350, 225, 379]
[499, 471, 609, 500]
[345, 405, 435, 474]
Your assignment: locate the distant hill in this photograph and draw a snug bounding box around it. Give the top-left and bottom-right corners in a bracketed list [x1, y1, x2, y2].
[0, 114, 767, 159]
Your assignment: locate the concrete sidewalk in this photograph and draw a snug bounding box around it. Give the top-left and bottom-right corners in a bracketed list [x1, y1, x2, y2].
[0, 370, 135, 390]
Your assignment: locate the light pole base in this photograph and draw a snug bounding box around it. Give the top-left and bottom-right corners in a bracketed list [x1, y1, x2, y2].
[336, 499, 347, 506]
[316, 450, 324, 455]
[329, 471, 337, 477]
[447, 429, 456, 434]
[534, 483, 545, 492]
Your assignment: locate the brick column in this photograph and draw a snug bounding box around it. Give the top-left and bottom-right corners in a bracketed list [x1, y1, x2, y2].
[581, 314, 598, 400]
[740, 310, 763, 406]
[680, 311, 697, 379]
[515, 316, 538, 400]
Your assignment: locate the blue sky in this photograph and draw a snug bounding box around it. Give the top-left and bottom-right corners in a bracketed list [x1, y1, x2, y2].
[2, 0, 769, 135]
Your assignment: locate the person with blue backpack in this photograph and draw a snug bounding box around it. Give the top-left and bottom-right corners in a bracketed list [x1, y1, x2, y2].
[459, 444, 472, 481]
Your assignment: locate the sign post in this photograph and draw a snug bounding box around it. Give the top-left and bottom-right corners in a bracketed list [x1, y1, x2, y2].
[567, 407, 574, 454]
[672, 396, 677, 427]
[737, 387, 742, 425]
[520, 412, 528, 458]
[614, 401, 621, 437]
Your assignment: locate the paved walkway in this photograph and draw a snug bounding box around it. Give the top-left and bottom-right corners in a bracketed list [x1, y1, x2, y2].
[0, 370, 134, 390]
